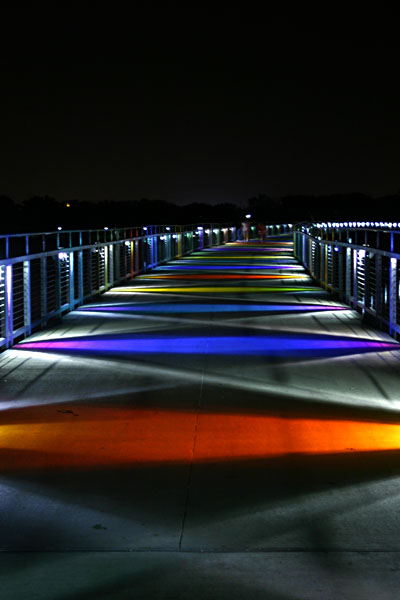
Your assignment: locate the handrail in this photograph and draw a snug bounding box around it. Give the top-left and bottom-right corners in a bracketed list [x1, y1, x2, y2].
[0, 222, 293, 350]
[294, 223, 400, 340]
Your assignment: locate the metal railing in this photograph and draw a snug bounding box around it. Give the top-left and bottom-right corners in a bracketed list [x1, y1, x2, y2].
[294, 221, 400, 340]
[0, 223, 241, 350]
[0, 221, 294, 350]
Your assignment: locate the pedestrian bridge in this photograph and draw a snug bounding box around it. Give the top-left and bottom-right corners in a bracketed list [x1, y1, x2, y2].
[1, 224, 400, 599]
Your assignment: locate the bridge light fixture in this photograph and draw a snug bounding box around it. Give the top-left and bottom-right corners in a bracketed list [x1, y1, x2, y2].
[104, 227, 109, 231]
[245, 214, 251, 219]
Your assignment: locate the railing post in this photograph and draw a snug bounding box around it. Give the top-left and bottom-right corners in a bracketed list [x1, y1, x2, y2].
[78, 250, 84, 304]
[69, 252, 74, 309]
[389, 257, 397, 337]
[40, 257, 47, 324]
[5, 265, 13, 346]
[23, 260, 31, 336]
[130, 241, 134, 277]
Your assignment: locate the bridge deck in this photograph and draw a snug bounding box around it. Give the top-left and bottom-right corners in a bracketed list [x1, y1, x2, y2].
[1, 235, 400, 599]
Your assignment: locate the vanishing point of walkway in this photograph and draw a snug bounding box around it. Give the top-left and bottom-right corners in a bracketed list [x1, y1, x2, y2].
[1, 235, 400, 599]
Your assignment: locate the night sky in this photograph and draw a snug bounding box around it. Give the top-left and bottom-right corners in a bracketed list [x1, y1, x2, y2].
[2, 5, 400, 206]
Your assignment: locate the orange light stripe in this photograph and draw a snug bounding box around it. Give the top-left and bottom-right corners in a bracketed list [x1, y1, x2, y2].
[1, 405, 400, 470]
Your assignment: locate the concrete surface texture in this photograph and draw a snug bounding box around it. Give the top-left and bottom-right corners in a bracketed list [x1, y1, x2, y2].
[1, 235, 400, 599]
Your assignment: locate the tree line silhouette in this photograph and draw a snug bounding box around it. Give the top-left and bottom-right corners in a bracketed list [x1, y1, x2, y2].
[1, 193, 399, 234]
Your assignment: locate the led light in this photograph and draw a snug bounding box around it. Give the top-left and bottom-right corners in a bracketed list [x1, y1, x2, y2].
[58, 252, 68, 260]
[166, 227, 171, 231]
[104, 227, 109, 231]
[143, 227, 148, 231]
[344, 222, 348, 227]
[334, 246, 340, 252]
[245, 214, 251, 219]
[125, 241, 131, 246]
[172, 234, 177, 239]
[58, 226, 62, 231]
[205, 229, 210, 234]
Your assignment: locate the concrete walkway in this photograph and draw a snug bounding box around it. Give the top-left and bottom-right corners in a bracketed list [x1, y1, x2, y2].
[1, 235, 400, 599]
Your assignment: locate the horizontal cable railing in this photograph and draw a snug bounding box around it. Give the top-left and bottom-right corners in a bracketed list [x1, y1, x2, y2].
[294, 222, 400, 340]
[0, 222, 293, 350]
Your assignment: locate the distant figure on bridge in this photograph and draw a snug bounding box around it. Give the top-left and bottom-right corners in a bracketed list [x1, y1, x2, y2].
[241, 219, 250, 242]
[257, 222, 267, 243]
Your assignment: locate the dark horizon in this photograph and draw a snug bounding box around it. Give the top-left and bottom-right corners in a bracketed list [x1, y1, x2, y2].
[2, 6, 400, 211]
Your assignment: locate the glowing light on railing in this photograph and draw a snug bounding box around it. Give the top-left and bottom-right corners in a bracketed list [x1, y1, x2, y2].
[394, 223, 398, 228]
[143, 227, 147, 231]
[344, 222, 348, 227]
[339, 223, 344, 228]
[104, 227, 109, 231]
[166, 227, 171, 231]
[327, 222, 332, 227]
[391, 258, 397, 267]
[334, 246, 340, 252]
[358, 249, 366, 259]
[58, 226, 62, 231]
[245, 214, 251, 219]
[125, 241, 131, 246]
[205, 229, 210, 234]
[380, 222, 384, 227]
[58, 252, 68, 260]
[366, 222, 370, 227]
[213, 229, 219, 234]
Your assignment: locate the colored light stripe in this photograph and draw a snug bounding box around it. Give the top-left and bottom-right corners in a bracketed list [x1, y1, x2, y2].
[2, 405, 400, 470]
[179, 256, 295, 260]
[136, 274, 309, 280]
[161, 265, 303, 270]
[78, 303, 347, 314]
[116, 286, 322, 293]
[18, 334, 398, 356]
